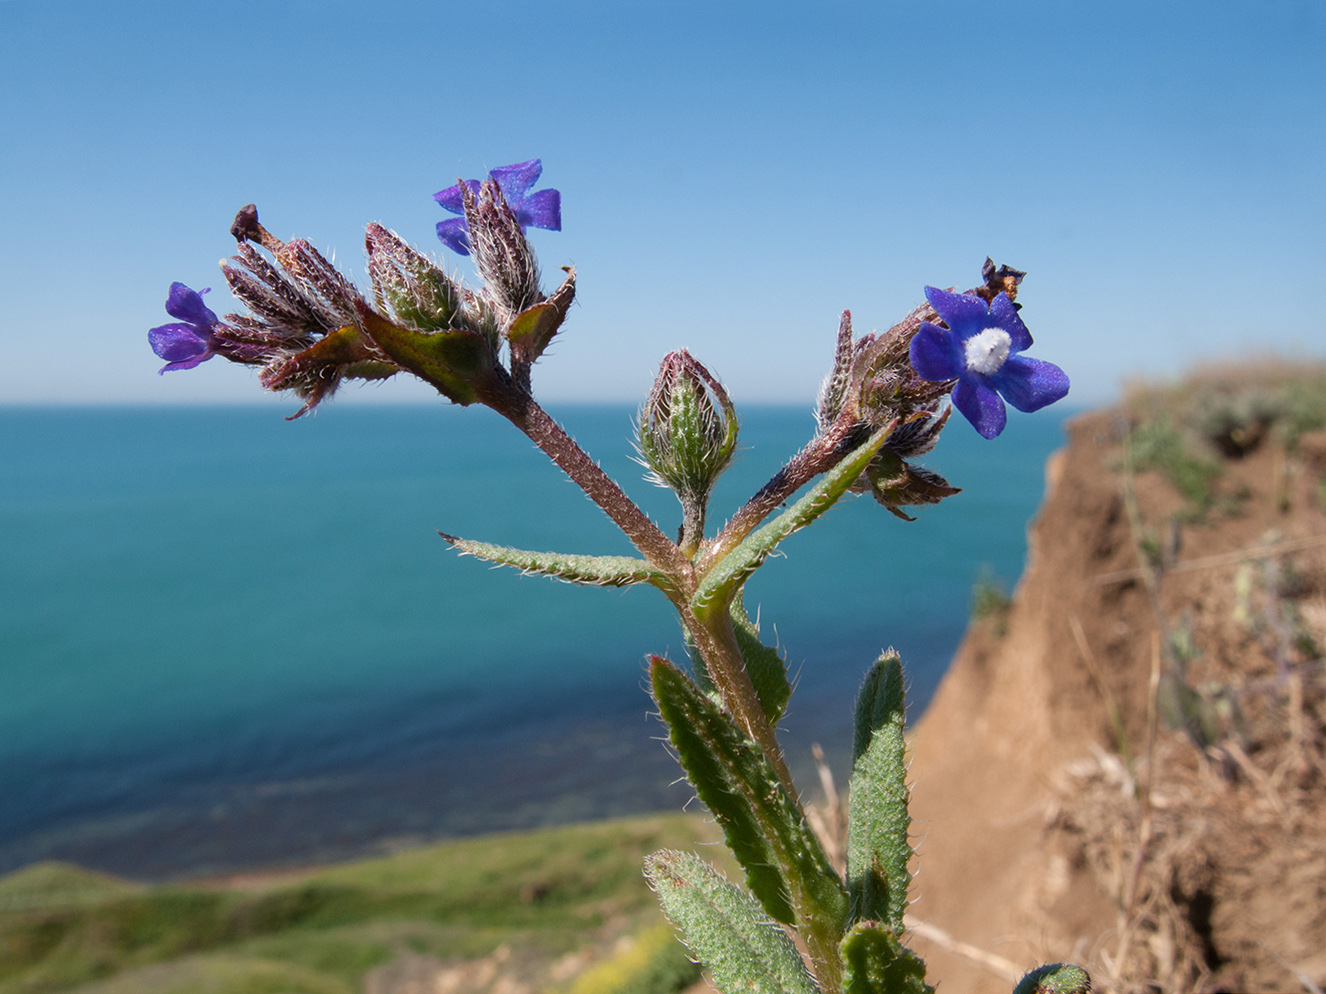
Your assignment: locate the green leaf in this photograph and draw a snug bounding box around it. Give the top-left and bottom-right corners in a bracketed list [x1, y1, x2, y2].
[644, 850, 818, 994]
[1012, 964, 1092, 994]
[692, 423, 894, 618]
[840, 922, 932, 994]
[847, 651, 911, 930]
[731, 592, 792, 725]
[438, 533, 668, 589]
[507, 267, 575, 365]
[359, 308, 492, 405]
[650, 658, 848, 930]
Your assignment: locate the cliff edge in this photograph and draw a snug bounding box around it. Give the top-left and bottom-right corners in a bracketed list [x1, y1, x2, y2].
[904, 368, 1326, 993]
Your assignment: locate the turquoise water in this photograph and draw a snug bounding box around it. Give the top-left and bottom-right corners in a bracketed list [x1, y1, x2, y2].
[1, 404, 1066, 878]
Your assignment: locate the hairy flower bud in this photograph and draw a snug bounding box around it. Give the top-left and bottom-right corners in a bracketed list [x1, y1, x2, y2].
[461, 178, 542, 324]
[216, 207, 400, 417]
[637, 351, 739, 555]
[365, 223, 474, 338]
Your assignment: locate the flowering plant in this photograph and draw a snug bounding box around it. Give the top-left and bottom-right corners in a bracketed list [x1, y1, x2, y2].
[149, 159, 1083, 994]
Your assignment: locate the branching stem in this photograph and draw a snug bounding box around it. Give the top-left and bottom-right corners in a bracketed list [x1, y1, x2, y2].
[497, 393, 692, 579]
[702, 419, 854, 573]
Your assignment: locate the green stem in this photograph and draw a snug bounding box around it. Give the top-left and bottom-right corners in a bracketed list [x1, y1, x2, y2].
[679, 605, 846, 991]
[684, 606, 800, 799]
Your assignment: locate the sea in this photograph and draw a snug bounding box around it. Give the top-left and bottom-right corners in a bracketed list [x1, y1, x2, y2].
[0, 404, 1068, 880]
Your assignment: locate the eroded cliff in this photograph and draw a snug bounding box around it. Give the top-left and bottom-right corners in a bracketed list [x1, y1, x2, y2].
[905, 368, 1326, 993]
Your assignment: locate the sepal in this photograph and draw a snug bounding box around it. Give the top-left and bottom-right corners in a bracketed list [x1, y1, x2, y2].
[506, 266, 575, 372]
[650, 658, 848, 930]
[840, 922, 932, 994]
[846, 651, 911, 930]
[644, 850, 818, 994]
[439, 533, 666, 589]
[461, 176, 541, 321]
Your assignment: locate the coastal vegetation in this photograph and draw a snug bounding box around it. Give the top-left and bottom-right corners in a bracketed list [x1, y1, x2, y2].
[0, 815, 710, 994]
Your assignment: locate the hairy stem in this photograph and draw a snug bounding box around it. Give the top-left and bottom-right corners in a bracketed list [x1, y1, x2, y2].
[684, 606, 801, 809]
[498, 394, 692, 579]
[701, 419, 854, 573]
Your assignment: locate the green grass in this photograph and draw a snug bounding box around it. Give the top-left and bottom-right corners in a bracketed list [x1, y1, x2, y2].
[1127, 417, 1223, 518]
[0, 814, 713, 994]
[970, 567, 1012, 635]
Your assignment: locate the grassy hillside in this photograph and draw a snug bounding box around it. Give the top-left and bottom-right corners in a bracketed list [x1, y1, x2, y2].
[0, 813, 717, 994]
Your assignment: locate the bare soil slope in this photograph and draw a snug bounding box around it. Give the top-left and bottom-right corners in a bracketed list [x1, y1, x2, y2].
[905, 370, 1326, 994]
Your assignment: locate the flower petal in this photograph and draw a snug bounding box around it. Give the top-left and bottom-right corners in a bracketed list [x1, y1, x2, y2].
[923, 286, 990, 340]
[435, 218, 472, 256]
[164, 283, 217, 328]
[149, 323, 209, 361]
[909, 322, 964, 381]
[992, 355, 1070, 413]
[516, 187, 561, 231]
[952, 376, 1007, 439]
[988, 292, 1032, 352]
[158, 354, 212, 374]
[433, 179, 480, 215]
[489, 158, 542, 204]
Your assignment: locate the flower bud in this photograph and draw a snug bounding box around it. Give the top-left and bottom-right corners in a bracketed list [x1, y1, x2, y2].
[461, 177, 542, 324]
[637, 351, 738, 554]
[365, 223, 465, 336]
[217, 207, 400, 418]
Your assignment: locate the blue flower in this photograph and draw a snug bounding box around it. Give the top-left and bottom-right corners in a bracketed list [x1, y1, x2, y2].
[909, 286, 1069, 439]
[148, 282, 220, 373]
[434, 158, 561, 255]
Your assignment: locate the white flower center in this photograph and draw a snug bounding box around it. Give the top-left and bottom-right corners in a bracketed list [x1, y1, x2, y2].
[963, 327, 1012, 376]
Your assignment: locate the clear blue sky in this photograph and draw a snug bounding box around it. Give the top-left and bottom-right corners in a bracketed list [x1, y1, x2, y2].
[1, 0, 1322, 410]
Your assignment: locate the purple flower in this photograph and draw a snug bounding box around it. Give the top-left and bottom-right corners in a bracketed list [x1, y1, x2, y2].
[909, 286, 1069, 439]
[148, 282, 220, 373]
[434, 158, 561, 255]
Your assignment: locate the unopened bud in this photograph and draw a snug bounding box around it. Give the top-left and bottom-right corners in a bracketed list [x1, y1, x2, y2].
[637, 351, 738, 554]
[461, 178, 542, 322]
[365, 223, 468, 338]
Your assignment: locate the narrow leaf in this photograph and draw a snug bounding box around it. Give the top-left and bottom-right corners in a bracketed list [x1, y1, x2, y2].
[693, 423, 894, 618]
[847, 651, 911, 930]
[650, 658, 848, 931]
[731, 592, 792, 725]
[645, 850, 818, 994]
[840, 922, 932, 994]
[439, 533, 666, 589]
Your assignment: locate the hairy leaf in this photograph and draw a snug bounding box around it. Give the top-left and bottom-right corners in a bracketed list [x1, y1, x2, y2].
[692, 423, 894, 618]
[1012, 964, 1092, 994]
[645, 850, 817, 994]
[847, 651, 911, 930]
[650, 658, 848, 930]
[840, 922, 932, 994]
[507, 267, 575, 366]
[439, 533, 666, 589]
[731, 592, 792, 724]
